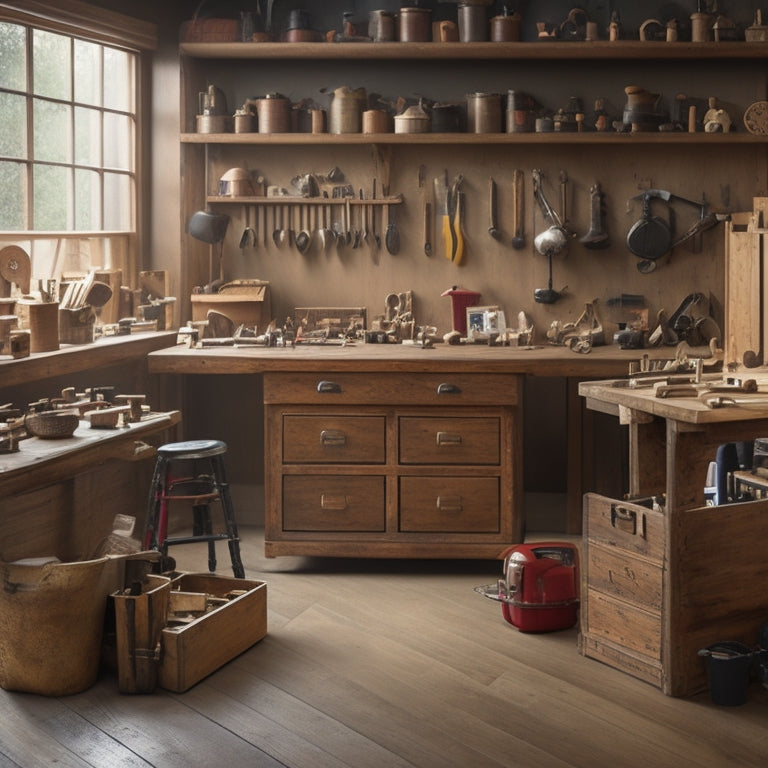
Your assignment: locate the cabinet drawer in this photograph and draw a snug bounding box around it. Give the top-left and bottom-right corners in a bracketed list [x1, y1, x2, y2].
[264, 372, 520, 406]
[399, 477, 499, 532]
[584, 493, 664, 562]
[283, 415, 385, 464]
[583, 589, 661, 661]
[587, 542, 662, 611]
[283, 475, 385, 531]
[399, 416, 499, 465]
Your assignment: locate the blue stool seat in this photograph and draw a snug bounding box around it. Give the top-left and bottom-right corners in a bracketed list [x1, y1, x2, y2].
[144, 440, 244, 578]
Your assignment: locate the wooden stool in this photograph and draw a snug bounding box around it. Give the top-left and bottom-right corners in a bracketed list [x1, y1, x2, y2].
[143, 440, 244, 578]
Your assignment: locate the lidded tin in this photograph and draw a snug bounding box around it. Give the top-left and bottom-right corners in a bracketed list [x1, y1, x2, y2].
[491, 9, 522, 41]
[458, 3, 488, 42]
[506, 91, 536, 133]
[329, 86, 367, 134]
[255, 93, 291, 133]
[362, 109, 392, 133]
[466, 92, 502, 133]
[399, 6, 431, 41]
[369, 9, 396, 41]
[394, 102, 431, 134]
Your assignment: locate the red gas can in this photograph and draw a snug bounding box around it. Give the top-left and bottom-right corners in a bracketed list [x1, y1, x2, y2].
[475, 542, 579, 632]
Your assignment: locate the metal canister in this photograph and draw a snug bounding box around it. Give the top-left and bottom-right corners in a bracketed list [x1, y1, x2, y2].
[369, 9, 396, 41]
[490, 10, 522, 41]
[506, 91, 535, 133]
[399, 7, 431, 42]
[466, 92, 502, 133]
[458, 4, 488, 42]
[431, 103, 464, 133]
[256, 93, 291, 133]
[233, 112, 255, 133]
[329, 86, 367, 134]
[362, 109, 392, 133]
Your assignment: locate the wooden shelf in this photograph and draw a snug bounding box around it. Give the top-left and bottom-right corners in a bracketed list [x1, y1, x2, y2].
[180, 40, 768, 62]
[183, 131, 766, 146]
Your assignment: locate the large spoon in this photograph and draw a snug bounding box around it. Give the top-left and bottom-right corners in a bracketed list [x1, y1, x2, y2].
[295, 205, 311, 254]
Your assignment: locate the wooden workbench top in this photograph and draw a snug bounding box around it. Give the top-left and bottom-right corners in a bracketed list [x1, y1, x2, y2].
[580, 375, 768, 425]
[148, 341, 681, 378]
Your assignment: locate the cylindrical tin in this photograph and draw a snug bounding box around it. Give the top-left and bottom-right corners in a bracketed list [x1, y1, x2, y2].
[329, 86, 366, 134]
[311, 108, 326, 133]
[458, 4, 488, 42]
[431, 103, 464, 133]
[362, 109, 391, 133]
[506, 91, 535, 133]
[196, 114, 230, 133]
[490, 12, 521, 41]
[535, 117, 554, 133]
[233, 113, 255, 133]
[394, 104, 430, 134]
[369, 10, 396, 41]
[399, 7, 431, 42]
[690, 11, 713, 42]
[17, 300, 59, 353]
[466, 92, 502, 133]
[256, 94, 290, 133]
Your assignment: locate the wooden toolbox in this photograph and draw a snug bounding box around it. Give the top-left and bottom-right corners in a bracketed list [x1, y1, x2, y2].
[158, 573, 267, 693]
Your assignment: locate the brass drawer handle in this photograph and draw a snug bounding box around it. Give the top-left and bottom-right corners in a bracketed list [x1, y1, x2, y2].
[436, 431, 462, 447]
[321, 429, 346, 447]
[436, 382, 462, 395]
[320, 494, 348, 511]
[611, 505, 639, 535]
[436, 495, 463, 513]
[317, 380, 341, 394]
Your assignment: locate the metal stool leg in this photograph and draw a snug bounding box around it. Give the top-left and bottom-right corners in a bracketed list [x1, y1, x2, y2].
[212, 455, 245, 578]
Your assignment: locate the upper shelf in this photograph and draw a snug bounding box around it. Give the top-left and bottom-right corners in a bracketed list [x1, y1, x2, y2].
[181, 131, 767, 146]
[180, 40, 768, 62]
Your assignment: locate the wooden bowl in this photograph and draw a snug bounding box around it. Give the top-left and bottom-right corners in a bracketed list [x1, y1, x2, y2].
[25, 410, 80, 439]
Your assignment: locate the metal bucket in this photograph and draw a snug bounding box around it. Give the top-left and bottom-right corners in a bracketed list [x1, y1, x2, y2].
[466, 92, 502, 133]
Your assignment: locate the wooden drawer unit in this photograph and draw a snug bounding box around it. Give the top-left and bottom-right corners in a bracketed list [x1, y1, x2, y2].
[399, 416, 500, 465]
[283, 475, 385, 532]
[580, 493, 665, 688]
[283, 415, 385, 464]
[264, 371, 523, 558]
[399, 477, 500, 533]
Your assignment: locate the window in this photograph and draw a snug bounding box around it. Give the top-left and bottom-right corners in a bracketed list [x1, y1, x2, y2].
[0, 1, 155, 294]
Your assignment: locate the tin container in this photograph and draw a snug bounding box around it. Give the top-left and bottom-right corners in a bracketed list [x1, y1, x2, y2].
[506, 91, 536, 133]
[394, 103, 430, 134]
[490, 11, 522, 41]
[329, 86, 367, 134]
[233, 113, 255, 133]
[466, 92, 502, 133]
[431, 103, 464, 133]
[399, 7, 431, 42]
[369, 9, 396, 41]
[362, 109, 392, 134]
[196, 114, 231, 133]
[256, 93, 290, 133]
[458, 4, 488, 42]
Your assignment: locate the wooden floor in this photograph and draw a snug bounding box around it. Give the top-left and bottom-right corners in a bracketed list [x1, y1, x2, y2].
[1, 527, 767, 768]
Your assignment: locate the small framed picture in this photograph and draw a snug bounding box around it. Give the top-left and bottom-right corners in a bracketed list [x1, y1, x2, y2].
[466, 305, 506, 341]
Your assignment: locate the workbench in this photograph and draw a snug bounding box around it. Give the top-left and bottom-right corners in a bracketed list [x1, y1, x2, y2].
[0, 333, 180, 563]
[148, 342, 685, 557]
[578, 375, 768, 696]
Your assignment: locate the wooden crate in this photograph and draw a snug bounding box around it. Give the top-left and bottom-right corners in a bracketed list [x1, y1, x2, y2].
[158, 574, 267, 692]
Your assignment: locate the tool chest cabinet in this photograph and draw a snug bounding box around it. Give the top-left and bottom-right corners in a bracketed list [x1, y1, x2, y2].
[263, 371, 523, 558]
[579, 379, 768, 696]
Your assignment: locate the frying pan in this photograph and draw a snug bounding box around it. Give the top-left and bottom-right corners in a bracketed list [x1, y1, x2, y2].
[626, 191, 671, 262]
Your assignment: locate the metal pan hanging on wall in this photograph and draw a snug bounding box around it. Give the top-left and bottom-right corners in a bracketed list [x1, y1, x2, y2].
[626, 190, 672, 273]
[188, 210, 229, 244]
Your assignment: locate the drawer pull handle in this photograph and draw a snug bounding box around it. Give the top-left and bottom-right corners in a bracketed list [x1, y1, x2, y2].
[317, 380, 341, 394]
[437, 382, 462, 395]
[611, 505, 638, 535]
[321, 429, 346, 447]
[436, 495, 463, 513]
[436, 431, 462, 447]
[320, 494, 348, 511]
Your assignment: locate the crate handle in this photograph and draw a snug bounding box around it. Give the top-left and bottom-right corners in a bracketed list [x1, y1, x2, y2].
[611, 505, 637, 535]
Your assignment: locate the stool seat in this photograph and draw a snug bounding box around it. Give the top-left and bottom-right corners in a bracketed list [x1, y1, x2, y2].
[157, 439, 227, 459]
[144, 439, 244, 578]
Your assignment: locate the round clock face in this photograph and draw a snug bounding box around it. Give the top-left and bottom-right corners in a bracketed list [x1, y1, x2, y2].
[744, 101, 768, 134]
